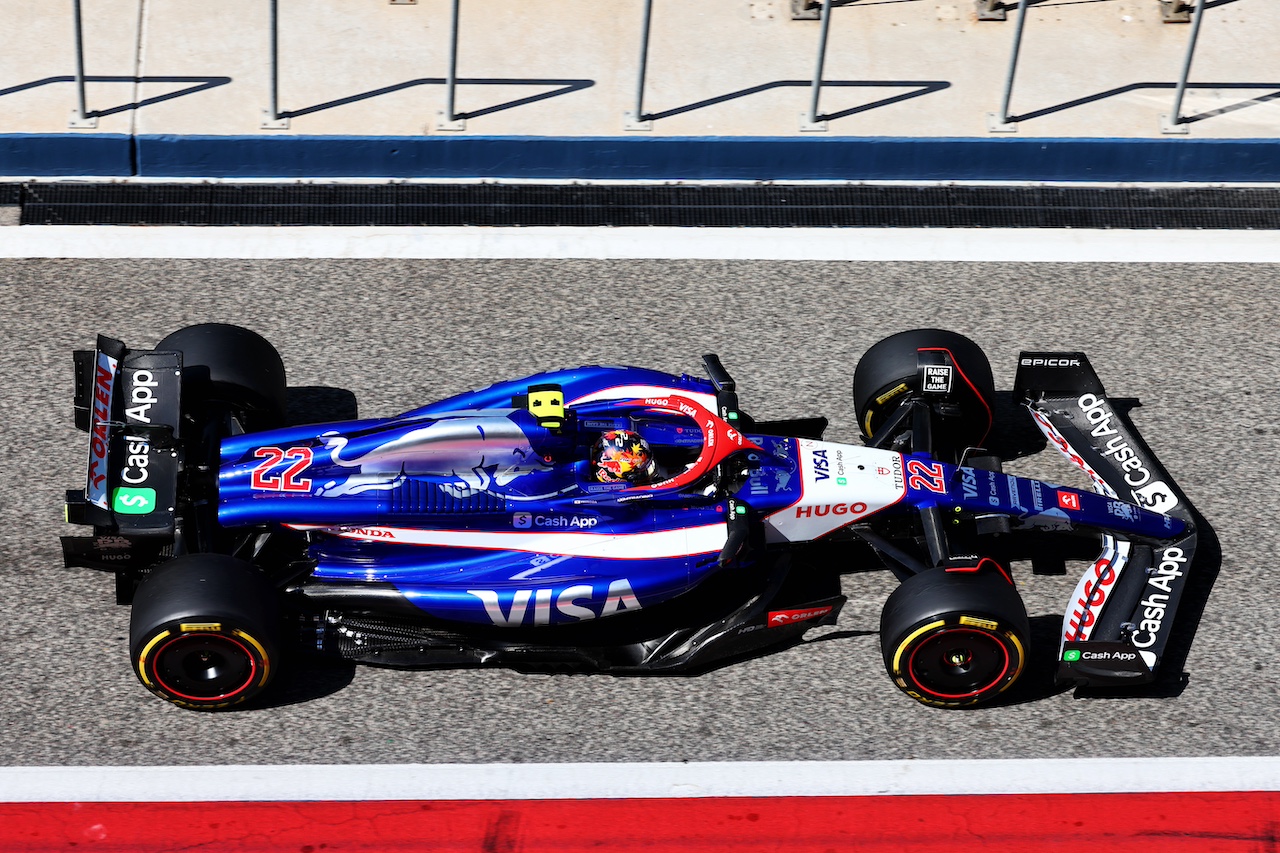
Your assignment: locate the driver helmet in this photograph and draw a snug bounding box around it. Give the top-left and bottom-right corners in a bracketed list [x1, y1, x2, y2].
[591, 429, 658, 484]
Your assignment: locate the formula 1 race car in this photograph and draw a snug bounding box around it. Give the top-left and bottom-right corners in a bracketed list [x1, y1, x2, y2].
[62, 325, 1196, 710]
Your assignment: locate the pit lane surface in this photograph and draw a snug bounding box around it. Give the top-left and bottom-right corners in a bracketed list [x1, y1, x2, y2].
[3, 252, 1277, 766]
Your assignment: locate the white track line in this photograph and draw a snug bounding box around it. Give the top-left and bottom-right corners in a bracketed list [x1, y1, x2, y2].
[1, 226, 1278, 261]
[4, 226, 1277, 805]
[2, 758, 1278, 802]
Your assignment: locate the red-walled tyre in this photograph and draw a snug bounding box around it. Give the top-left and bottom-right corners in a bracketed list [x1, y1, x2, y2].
[129, 555, 281, 711]
[880, 564, 1028, 709]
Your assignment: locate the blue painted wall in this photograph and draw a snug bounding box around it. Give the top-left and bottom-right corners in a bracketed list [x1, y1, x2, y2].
[4, 133, 1279, 181]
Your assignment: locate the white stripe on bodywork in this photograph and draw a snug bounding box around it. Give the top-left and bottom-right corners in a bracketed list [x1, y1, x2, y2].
[1062, 535, 1133, 643]
[1029, 409, 1116, 499]
[1028, 408, 1135, 648]
[320, 522, 728, 560]
[763, 442, 906, 543]
[567, 384, 717, 411]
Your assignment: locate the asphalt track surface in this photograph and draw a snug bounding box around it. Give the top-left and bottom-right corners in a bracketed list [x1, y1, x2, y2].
[3, 255, 1278, 767]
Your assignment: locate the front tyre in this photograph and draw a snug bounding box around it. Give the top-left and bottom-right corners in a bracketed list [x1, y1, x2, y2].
[853, 328, 995, 455]
[880, 564, 1028, 709]
[129, 555, 281, 710]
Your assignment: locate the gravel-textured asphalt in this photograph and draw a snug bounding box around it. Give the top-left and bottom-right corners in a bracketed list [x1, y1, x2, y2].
[2, 258, 1277, 766]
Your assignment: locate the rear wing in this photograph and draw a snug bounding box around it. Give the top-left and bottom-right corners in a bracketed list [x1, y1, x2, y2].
[64, 335, 182, 537]
[1015, 352, 1198, 689]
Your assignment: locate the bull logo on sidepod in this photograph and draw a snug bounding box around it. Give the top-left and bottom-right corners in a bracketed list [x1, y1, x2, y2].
[315, 415, 551, 498]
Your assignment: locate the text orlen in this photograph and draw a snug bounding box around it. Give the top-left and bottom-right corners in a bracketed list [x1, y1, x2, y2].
[768, 605, 834, 627]
[1131, 547, 1187, 649]
[466, 579, 641, 626]
[87, 353, 118, 501]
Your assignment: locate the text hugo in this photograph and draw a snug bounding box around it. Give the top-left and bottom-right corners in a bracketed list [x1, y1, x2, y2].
[795, 502, 866, 518]
[1065, 553, 1121, 641]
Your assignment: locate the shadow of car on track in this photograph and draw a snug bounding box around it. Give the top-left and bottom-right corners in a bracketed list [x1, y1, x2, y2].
[242, 653, 359, 712]
[287, 385, 360, 424]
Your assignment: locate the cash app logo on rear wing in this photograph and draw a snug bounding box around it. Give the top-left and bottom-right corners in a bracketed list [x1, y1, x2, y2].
[112, 486, 157, 515]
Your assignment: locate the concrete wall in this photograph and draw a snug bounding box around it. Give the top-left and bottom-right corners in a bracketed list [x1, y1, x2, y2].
[2, 0, 1277, 179]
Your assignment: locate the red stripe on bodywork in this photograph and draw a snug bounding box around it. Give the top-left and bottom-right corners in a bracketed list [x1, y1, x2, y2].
[2, 793, 1277, 852]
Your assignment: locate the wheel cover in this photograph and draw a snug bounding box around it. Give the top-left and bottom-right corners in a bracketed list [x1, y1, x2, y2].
[151, 633, 258, 702]
[906, 627, 1011, 700]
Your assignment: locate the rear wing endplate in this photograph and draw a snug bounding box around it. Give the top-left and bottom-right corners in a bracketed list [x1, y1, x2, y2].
[66, 335, 182, 537]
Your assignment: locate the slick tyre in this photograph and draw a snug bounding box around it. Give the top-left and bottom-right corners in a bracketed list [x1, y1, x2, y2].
[129, 555, 281, 711]
[880, 565, 1029, 709]
[853, 328, 995, 452]
[156, 323, 287, 430]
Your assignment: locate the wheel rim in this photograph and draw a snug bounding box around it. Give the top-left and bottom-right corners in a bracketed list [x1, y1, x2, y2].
[906, 627, 1010, 700]
[151, 633, 257, 702]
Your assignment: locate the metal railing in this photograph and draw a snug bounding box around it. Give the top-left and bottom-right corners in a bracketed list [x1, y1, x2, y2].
[261, 0, 288, 128]
[60, 0, 1234, 136]
[988, 0, 1216, 135]
[624, 0, 654, 130]
[801, 0, 835, 132]
[68, 0, 95, 128]
[1162, 0, 1209, 134]
[437, 0, 464, 131]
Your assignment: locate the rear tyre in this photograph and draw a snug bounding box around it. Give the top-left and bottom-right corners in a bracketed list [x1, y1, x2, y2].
[880, 563, 1028, 709]
[129, 555, 281, 710]
[852, 328, 995, 453]
[156, 323, 287, 430]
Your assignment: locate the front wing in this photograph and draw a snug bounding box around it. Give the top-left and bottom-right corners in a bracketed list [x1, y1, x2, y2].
[1016, 353, 1197, 688]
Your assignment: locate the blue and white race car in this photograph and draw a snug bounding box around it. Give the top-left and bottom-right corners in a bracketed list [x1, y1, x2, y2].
[62, 325, 1197, 710]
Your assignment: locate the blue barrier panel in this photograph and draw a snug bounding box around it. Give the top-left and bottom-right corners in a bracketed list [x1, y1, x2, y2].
[4, 134, 1279, 181]
[0, 134, 133, 177]
[134, 135, 1280, 182]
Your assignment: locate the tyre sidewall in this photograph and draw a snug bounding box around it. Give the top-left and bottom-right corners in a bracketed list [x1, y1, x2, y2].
[129, 555, 280, 710]
[156, 323, 287, 429]
[880, 567, 1028, 708]
[853, 328, 995, 446]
